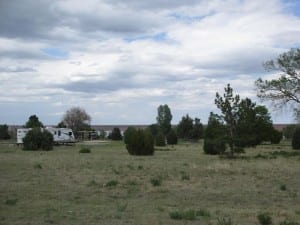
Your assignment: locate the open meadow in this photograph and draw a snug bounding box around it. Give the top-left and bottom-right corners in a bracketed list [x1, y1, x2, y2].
[0, 141, 300, 225]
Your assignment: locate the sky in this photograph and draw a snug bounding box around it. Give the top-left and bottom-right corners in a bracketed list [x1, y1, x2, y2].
[0, 0, 300, 125]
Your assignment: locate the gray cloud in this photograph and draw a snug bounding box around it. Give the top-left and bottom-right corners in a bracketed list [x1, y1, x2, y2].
[0, 66, 36, 73]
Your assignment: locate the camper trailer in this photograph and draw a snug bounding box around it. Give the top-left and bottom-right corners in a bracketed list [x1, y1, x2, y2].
[17, 127, 75, 145]
[45, 127, 75, 144]
[17, 128, 32, 144]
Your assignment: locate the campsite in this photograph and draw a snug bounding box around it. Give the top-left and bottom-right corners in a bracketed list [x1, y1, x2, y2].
[1, 140, 300, 225]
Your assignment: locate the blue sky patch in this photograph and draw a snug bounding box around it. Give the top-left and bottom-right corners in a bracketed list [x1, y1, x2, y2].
[124, 32, 167, 43]
[42, 47, 69, 59]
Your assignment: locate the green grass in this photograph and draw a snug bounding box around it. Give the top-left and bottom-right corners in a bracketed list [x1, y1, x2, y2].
[0, 140, 300, 225]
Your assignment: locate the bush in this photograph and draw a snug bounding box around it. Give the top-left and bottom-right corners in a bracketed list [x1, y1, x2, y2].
[23, 128, 53, 151]
[292, 127, 300, 150]
[166, 129, 178, 145]
[111, 127, 122, 140]
[125, 128, 154, 156]
[150, 176, 162, 186]
[79, 147, 91, 153]
[155, 132, 166, 146]
[257, 213, 272, 225]
[270, 129, 282, 144]
[283, 125, 297, 139]
[203, 138, 226, 155]
[0, 124, 10, 140]
[124, 127, 135, 144]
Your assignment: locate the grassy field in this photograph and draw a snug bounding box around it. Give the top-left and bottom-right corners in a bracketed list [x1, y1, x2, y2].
[0, 140, 300, 225]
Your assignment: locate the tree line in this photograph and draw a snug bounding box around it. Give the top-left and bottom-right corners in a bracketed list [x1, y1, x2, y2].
[0, 49, 299, 152]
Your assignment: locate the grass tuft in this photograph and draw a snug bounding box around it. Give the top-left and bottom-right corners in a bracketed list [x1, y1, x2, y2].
[79, 147, 91, 153]
[105, 180, 119, 187]
[257, 213, 272, 225]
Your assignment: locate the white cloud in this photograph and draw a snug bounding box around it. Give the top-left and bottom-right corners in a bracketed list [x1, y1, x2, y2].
[0, 0, 299, 124]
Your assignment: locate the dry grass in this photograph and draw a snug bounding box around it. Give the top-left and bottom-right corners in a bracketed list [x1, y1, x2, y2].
[0, 140, 299, 225]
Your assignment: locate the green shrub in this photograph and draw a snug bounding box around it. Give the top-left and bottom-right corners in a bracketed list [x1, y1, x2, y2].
[79, 147, 91, 153]
[105, 180, 119, 187]
[23, 128, 53, 151]
[125, 128, 154, 156]
[203, 138, 226, 155]
[257, 213, 272, 225]
[166, 129, 178, 145]
[270, 129, 282, 144]
[5, 198, 18, 206]
[150, 176, 162, 186]
[111, 127, 122, 140]
[292, 127, 300, 150]
[283, 125, 297, 139]
[155, 132, 166, 146]
[280, 184, 287, 191]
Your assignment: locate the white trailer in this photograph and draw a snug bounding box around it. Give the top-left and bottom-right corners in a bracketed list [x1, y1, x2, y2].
[17, 128, 32, 144]
[17, 127, 75, 145]
[45, 127, 75, 144]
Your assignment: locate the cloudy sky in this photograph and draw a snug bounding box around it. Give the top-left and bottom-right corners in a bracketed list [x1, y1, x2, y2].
[0, 0, 300, 125]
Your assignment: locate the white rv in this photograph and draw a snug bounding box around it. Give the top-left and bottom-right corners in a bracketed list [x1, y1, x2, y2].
[45, 127, 75, 144]
[17, 127, 75, 145]
[17, 128, 32, 144]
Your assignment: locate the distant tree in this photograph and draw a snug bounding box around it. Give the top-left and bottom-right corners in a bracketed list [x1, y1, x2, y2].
[148, 124, 161, 138]
[215, 84, 240, 155]
[25, 115, 44, 128]
[292, 127, 300, 149]
[270, 129, 282, 144]
[57, 121, 67, 128]
[203, 113, 226, 155]
[255, 48, 300, 121]
[62, 107, 91, 137]
[111, 127, 122, 140]
[177, 114, 193, 140]
[190, 117, 204, 140]
[156, 104, 172, 135]
[283, 124, 297, 139]
[155, 132, 166, 146]
[0, 124, 10, 140]
[235, 99, 273, 147]
[166, 129, 178, 145]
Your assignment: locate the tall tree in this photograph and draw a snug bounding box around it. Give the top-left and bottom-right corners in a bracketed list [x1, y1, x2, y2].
[156, 104, 172, 135]
[215, 84, 240, 154]
[62, 107, 91, 137]
[25, 115, 44, 128]
[255, 48, 300, 121]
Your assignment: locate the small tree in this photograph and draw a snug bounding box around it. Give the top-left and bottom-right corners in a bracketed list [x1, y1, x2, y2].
[25, 115, 44, 128]
[111, 128, 122, 140]
[177, 114, 193, 140]
[203, 112, 226, 155]
[0, 124, 10, 140]
[23, 128, 53, 151]
[57, 121, 67, 128]
[283, 124, 297, 139]
[155, 132, 166, 146]
[292, 127, 300, 150]
[125, 128, 154, 155]
[166, 129, 178, 145]
[190, 117, 204, 140]
[215, 84, 240, 155]
[270, 129, 282, 144]
[156, 104, 173, 135]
